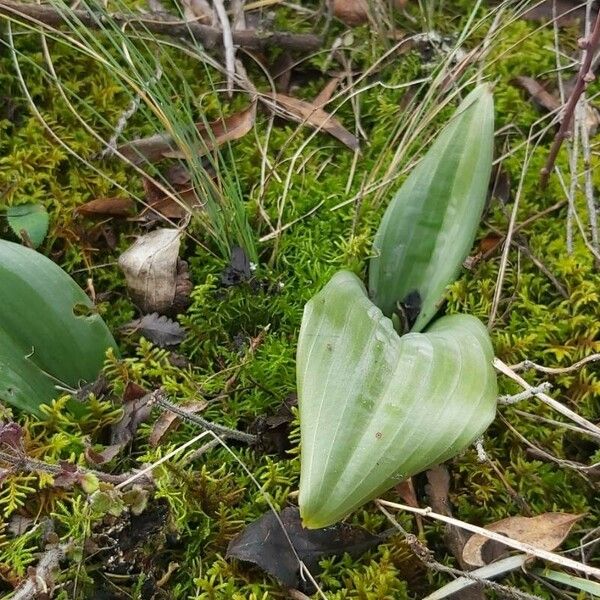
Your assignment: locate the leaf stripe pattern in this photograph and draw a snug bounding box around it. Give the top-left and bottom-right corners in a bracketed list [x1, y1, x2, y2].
[297, 271, 497, 528]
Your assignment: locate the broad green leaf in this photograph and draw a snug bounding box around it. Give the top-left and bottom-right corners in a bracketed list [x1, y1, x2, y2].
[6, 203, 49, 248]
[0, 240, 117, 415]
[369, 85, 494, 331]
[297, 271, 497, 529]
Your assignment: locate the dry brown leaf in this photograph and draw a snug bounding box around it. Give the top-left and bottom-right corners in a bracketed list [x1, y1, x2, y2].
[313, 77, 342, 107]
[142, 164, 204, 220]
[333, 0, 369, 26]
[514, 76, 561, 113]
[462, 512, 583, 567]
[118, 228, 182, 314]
[148, 400, 207, 446]
[75, 197, 135, 218]
[117, 104, 256, 165]
[265, 92, 359, 151]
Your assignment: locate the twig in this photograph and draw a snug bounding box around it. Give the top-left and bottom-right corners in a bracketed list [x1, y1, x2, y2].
[0, 450, 149, 485]
[212, 0, 234, 96]
[509, 353, 600, 375]
[0, 0, 322, 51]
[493, 357, 600, 441]
[540, 10, 600, 186]
[150, 392, 258, 444]
[375, 502, 544, 600]
[498, 383, 553, 405]
[377, 500, 600, 579]
[12, 542, 69, 600]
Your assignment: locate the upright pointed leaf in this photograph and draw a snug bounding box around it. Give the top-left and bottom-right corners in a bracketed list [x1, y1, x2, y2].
[297, 271, 497, 528]
[0, 240, 117, 415]
[369, 85, 494, 331]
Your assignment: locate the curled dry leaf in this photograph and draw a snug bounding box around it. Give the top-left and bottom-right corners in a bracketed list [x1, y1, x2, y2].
[462, 512, 583, 567]
[75, 197, 135, 218]
[118, 228, 182, 314]
[148, 400, 207, 446]
[333, 0, 370, 26]
[264, 92, 359, 151]
[117, 104, 256, 165]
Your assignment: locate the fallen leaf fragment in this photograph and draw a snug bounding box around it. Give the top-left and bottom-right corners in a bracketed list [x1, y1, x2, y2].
[121, 313, 186, 347]
[111, 387, 154, 446]
[117, 104, 256, 165]
[521, 1, 594, 26]
[142, 164, 203, 220]
[514, 76, 560, 113]
[333, 0, 370, 26]
[227, 506, 385, 589]
[148, 400, 207, 446]
[75, 197, 135, 218]
[462, 512, 583, 567]
[264, 92, 359, 151]
[118, 228, 182, 314]
[85, 443, 123, 465]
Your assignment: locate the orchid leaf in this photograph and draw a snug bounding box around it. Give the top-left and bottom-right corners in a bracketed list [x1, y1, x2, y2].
[0, 240, 117, 415]
[297, 271, 497, 528]
[369, 85, 494, 331]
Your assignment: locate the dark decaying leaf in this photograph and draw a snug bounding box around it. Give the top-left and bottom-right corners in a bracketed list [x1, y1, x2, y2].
[111, 385, 154, 446]
[226, 506, 386, 589]
[221, 246, 251, 286]
[121, 313, 186, 347]
[264, 92, 359, 151]
[75, 197, 135, 218]
[148, 399, 207, 446]
[250, 394, 297, 456]
[117, 104, 256, 165]
[0, 421, 24, 449]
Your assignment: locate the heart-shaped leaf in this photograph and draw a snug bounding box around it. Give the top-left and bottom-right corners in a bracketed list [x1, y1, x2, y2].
[0, 240, 117, 415]
[297, 271, 497, 529]
[369, 85, 494, 331]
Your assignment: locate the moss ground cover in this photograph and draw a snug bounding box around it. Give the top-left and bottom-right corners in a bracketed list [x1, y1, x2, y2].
[0, 1, 599, 598]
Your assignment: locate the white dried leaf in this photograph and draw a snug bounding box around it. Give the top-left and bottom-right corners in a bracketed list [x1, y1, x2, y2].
[118, 228, 182, 313]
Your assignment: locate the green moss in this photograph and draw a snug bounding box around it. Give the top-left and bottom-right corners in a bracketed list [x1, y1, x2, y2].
[1, 2, 599, 598]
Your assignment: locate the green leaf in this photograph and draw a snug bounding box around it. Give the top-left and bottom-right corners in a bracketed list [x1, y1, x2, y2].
[535, 569, 600, 597]
[297, 271, 497, 528]
[369, 85, 494, 331]
[6, 203, 49, 248]
[0, 240, 117, 415]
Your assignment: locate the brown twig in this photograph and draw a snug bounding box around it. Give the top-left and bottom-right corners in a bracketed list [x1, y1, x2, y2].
[0, 0, 322, 51]
[0, 449, 150, 486]
[540, 10, 600, 187]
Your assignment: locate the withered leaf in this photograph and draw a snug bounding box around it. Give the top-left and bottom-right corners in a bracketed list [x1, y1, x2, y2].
[333, 0, 370, 26]
[111, 389, 154, 446]
[0, 421, 23, 449]
[117, 104, 256, 165]
[462, 512, 583, 567]
[264, 92, 359, 151]
[75, 197, 135, 218]
[122, 313, 186, 348]
[85, 443, 123, 465]
[118, 228, 182, 314]
[514, 76, 560, 113]
[227, 506, 386, 589]
[148, 400, 207, 446]
[142, 164, 203, 221]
